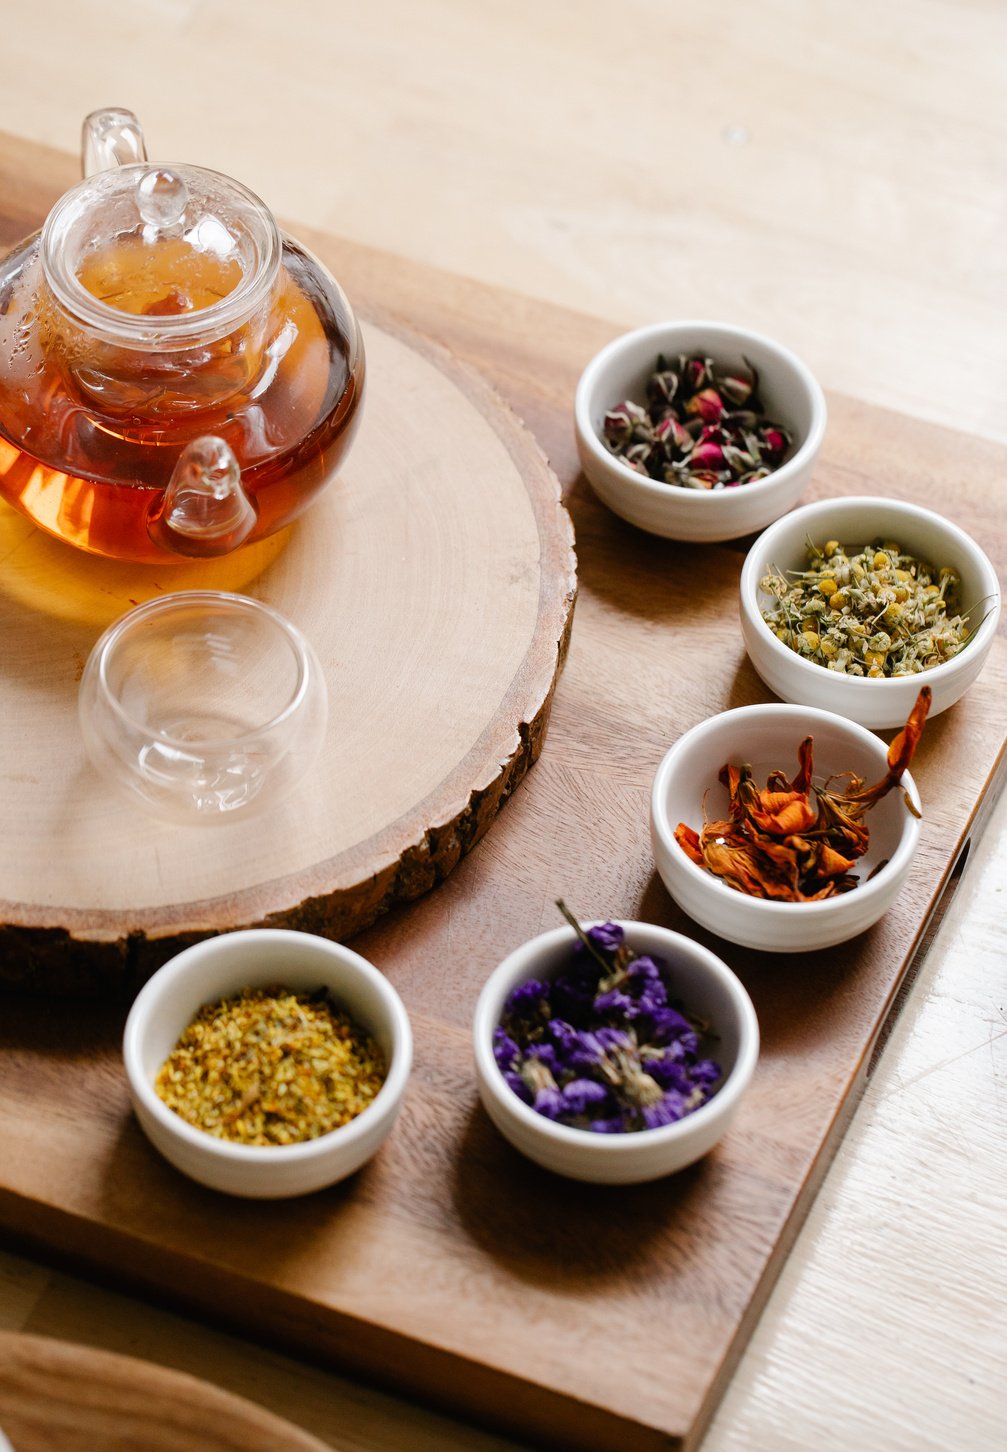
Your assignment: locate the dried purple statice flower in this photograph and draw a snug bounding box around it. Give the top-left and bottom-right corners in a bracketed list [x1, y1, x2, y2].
[496, 904, 722, 1134]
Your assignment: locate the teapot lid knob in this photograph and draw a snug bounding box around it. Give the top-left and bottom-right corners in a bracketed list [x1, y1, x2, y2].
[136, 168, 189, 230]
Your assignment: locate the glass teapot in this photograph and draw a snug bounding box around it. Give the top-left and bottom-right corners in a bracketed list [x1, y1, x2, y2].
[0, 109, 365, 562]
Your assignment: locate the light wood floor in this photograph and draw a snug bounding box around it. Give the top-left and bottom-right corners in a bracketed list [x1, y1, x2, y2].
[1, 3, 1005, 1449]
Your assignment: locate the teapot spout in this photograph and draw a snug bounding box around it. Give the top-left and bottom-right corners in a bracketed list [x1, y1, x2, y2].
[148, 437, 258, 558]
[82, 108, 148, 176]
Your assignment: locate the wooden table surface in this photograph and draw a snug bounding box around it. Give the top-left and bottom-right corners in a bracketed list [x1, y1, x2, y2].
[1, 4, 1006, 1450]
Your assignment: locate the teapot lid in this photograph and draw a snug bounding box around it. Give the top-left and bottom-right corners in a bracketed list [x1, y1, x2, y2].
[41, 111, 280, 351]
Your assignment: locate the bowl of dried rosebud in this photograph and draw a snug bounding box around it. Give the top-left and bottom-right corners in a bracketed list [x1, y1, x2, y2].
[473, 905, 759, 1183]
[123, 929, 412, 1198]
[650, 697, 928, 953]
[739, 495, 1001, 729]
[573, 320, 826, 542]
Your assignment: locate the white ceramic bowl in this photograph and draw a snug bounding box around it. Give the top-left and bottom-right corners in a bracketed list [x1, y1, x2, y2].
[123, 929, 412, 1198]
[650, 704, 923, 953]
[473, 921, 759, 1183]
[574, 320, 826, 542]
[740, 495, 1001, 729]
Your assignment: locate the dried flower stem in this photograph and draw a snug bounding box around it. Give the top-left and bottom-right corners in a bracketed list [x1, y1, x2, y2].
[555, 898, 612, 975]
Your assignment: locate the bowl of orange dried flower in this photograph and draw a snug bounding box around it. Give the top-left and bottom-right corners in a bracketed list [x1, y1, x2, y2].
[123, 929, 412, 1197]
[649, 694, 928, 952]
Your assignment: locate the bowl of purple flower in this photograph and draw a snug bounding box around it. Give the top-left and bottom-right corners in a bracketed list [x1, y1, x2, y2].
[472, 910, 759, 1183]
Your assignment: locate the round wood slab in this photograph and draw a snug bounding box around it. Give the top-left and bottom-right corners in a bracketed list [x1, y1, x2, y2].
[0, 1331, 333, 1452]
[0, 316, 576, 993]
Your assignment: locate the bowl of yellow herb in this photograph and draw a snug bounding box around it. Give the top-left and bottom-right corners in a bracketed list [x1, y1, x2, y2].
[574, 320, 826, 542]
[123, 929, 412, 1198]
[739, 495, 1001, 728]
[650, 698, 926, 952]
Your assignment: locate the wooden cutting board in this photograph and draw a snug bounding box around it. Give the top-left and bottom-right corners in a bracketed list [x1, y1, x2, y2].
[1, 131, 1005, 1452]
[0, 1331, 334, 1451]
[0, 306, 575, 992]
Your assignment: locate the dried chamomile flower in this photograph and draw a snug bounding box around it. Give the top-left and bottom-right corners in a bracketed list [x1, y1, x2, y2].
[760, 537, 976, 676]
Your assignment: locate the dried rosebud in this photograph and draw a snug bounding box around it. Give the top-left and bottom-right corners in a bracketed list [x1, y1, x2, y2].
[603, 400, 648, 444]
[599, 352, 792, 492]
[684, 388, 725, 423]
[653, 415, 689, 453]
[646, 369, 679, 407]
[722, 443, 757, 474]
[718, 369, 755, 407]
[622, 443, 653, 475]
[690, 440, 726, 471]
[683, 356, 710, 393]
[760, 426, 789, 459]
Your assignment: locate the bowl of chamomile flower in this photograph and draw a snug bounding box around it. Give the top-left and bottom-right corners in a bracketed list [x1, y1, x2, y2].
[739, 495, 1000, 728]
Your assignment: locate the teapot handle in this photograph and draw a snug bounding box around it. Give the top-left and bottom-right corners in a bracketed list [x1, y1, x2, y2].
[81, 108, 148, 176]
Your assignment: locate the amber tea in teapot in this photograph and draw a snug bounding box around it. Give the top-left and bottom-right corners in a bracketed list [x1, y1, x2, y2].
[0, 110, 365, 563]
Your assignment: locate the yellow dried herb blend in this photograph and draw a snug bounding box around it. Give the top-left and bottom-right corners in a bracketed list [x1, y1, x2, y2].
[155, 986, 387, 1145]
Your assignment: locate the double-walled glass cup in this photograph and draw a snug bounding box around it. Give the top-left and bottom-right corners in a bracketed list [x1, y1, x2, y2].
[79, 591, 327, 823]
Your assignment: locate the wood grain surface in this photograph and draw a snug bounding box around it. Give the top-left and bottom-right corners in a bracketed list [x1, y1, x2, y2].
[0, 1331, 335, 1451]
[1, 127, 1005, 1452]
[0, 295, 575, 989]
[5, 12, 1007, 1451]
